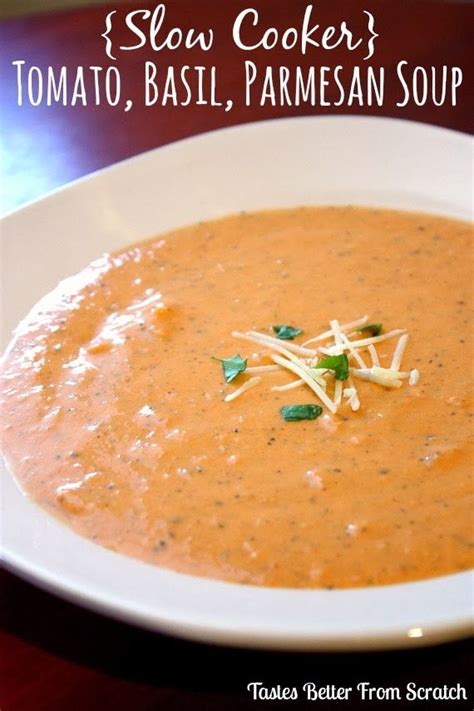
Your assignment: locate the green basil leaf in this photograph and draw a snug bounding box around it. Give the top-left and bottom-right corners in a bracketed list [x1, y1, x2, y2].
[272, 324, 303, 340]
[358, 323, 383, 337]
[315, 353, 349, 381]
[280, 404, 323, 421]
[212, 354, 247, 383]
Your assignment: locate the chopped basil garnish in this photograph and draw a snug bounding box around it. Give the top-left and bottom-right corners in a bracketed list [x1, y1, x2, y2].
[358, 323, 383, 337]
[212, 354, 247, 383]
[280, 404, 323, 421]
[315, 353, 349, 381]
[272, 324, 303, 340]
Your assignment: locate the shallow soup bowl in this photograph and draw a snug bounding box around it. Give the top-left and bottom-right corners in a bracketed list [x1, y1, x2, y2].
[1, 116, 472, 650]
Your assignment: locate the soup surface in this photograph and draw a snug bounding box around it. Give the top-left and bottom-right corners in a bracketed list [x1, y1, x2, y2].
[1, 207, 473, 588]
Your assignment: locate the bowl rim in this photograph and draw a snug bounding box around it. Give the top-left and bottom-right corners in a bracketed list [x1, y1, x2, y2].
[2, 113, 472, 222]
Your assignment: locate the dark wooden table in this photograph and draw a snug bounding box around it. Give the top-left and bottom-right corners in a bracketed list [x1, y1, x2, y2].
[0, 1, 472, 709]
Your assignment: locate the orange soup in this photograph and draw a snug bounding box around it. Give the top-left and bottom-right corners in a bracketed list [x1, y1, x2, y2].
[1, 207, 473, 588]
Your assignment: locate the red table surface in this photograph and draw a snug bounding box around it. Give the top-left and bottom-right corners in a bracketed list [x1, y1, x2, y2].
[0, 1, 473, 709]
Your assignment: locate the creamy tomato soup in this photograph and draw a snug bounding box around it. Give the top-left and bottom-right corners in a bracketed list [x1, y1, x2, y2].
[1, 207, 473, 588]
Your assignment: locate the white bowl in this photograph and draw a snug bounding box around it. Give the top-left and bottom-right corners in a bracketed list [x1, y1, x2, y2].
[1, 116, 472, 650]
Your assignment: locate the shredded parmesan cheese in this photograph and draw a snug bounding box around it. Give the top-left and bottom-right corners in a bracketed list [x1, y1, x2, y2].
[302, 316, 368, 346]
[329, 319, 344, 354]
[334, 380, 343, 406]
[329, 319, 344, 406]
[232, 331, 313, 365]
[341, 332, 367, 369]
[344, 375, 360, 411]
[308, 370, 328, 388]
[368, 344, 380, 367]
[270, 354, 337, 413]
[225, 376, 261, 402]
[245, 364, 280, 374]
[353, 366, 404, 388]
[391, 334, 409, 371]
[272, 378, 305, 392]
[343, 386, 361, 411]
[323, 329, 406, 354]
[247, 330, 316, 356]
[220, 317, 419, 416]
